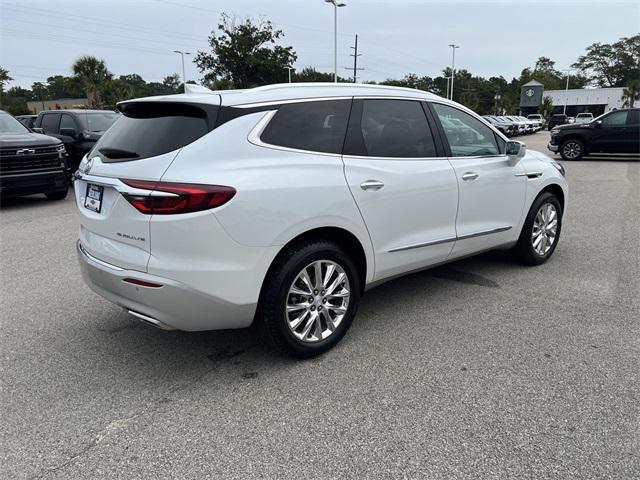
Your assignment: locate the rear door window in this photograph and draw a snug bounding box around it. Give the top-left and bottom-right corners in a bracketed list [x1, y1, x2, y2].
[41, 113, 61, 134]
[92, 103, 216, 162]
[260, 100, 351, 154]
[356, 100, 437, 158]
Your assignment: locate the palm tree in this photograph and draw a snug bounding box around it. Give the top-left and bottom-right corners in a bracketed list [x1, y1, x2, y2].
[621, 80, 640, 108]
[72, 56, 112, 108]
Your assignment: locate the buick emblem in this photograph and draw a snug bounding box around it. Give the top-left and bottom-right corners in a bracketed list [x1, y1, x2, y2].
[17, 148, 36, 155]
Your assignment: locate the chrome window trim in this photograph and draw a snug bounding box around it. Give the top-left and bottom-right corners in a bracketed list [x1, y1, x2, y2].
[388, 226, 512, 253]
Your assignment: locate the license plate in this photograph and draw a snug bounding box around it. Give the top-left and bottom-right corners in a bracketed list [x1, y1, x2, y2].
[84, 183, 104, 213]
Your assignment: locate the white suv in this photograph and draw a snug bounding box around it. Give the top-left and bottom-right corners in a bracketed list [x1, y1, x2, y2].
[75, 83, 568, 357]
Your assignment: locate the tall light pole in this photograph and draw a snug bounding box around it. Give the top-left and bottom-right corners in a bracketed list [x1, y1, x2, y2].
[562, 69, 572, 115]
[325, 0, 346, 83]
[448, 44, 459, 100]
[285, 66, 295, 83]
[173, 50, 191, 91]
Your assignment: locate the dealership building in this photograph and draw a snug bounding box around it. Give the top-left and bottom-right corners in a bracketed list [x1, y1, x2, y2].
[519, 80, 633, 117]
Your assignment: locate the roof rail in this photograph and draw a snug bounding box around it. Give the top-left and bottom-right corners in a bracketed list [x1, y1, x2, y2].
[248, 82, 425, 95]
[184, 84, 216, 95]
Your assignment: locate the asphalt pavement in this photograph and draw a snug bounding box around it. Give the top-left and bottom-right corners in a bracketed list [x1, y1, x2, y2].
[1, 131, 639, 479]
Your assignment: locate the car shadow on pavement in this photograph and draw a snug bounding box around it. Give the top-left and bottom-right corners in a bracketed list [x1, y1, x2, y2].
[80, 248, 519, 377]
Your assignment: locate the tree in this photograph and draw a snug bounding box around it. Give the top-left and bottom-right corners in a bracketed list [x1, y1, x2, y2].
[572, 34, 640, 87]
[621, 79, 640, 108]
[540, 96, 555, 117]
[195, 13, 297, 88]
[72, 56, 113, 108]
[293, 67, 337, 83]
[45, 75, 81, 99]
[0, 67, 13, 97]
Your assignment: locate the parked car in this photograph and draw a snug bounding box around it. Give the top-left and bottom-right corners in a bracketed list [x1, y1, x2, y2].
[16, 114, 37, 129]
[527, 114, 545, 130]
[33, 109, 119, 170]
[516, 115, 539, 132]
[574, 112, 594, 124]
[75, 83, 568, 357]
[483, 115, 515, 137]
[0, 110, 69, 200]
[504, 116, 531, 134]
[548, 107, 640, 160]
[495, 116, 521, 136]
[547, 114, 569, 130]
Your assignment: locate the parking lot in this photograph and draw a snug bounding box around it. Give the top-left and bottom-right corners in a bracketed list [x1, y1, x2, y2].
[1, 130, 639, 479]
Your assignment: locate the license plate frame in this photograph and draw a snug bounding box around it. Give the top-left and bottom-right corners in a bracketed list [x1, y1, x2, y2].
[84, 183, 104, 213]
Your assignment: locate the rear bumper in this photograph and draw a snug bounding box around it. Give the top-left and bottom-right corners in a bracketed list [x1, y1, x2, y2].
[77, 241, 256, 331]
[0, 170, 69, 197]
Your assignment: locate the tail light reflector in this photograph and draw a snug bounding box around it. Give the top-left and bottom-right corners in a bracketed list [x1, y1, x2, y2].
[122, 278, 163, 288]
[120, 179, 235, 214]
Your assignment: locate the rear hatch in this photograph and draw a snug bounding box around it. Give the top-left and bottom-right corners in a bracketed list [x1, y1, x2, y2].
[75, 99, 220, 271]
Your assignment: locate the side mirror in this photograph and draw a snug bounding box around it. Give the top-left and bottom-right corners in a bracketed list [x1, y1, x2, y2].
[506, 140, 526, 165]
[59, 128, 78, 138]
[32, 127, 44, 134]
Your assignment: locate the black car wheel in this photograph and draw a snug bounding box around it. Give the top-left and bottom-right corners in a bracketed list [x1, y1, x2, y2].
[560, 139, 585, 160]
[260, 240, 361, 358]
[513, 192, 563, 266]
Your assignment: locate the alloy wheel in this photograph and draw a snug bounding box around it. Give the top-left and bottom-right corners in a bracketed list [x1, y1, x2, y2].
[562, 141, 582, 159]
[285, 260, 350, 343]
[532, 203, 558, 256]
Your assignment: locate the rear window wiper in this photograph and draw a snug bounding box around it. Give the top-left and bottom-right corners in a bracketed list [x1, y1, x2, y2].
[99, 147, 139, 159]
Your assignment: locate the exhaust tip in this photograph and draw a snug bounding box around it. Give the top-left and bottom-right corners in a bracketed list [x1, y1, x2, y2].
[128, 310, 176, 330]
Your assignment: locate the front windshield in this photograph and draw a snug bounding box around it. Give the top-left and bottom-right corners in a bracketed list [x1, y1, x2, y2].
[78, 112, 119, 132]
[0, 112, 29, 134]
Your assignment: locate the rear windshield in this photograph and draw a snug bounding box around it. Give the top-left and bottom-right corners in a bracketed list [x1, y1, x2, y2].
[77, 112, 120, 132]
[91, 103, 216, 163]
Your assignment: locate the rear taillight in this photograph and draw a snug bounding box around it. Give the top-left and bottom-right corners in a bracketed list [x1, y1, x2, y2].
[120, 179, 236, 215]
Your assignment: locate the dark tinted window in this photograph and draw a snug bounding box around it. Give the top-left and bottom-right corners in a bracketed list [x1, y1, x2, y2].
[432, 103, 499, 157]
[78, 112, 119, 132]
[92, 103, 213, 163]
[261, 100, 350, 154]
[601, 110, 628, 126]
[60, 114, 77, 131]
[41, 113, 60, 134]
[357, 100, 436, 158]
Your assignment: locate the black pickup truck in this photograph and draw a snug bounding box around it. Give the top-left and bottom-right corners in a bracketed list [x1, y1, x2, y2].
[548, 108, 640, 160]
[0, 110, 70, 200]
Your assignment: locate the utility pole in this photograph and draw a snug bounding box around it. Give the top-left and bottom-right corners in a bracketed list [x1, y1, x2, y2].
[173, 50, 191, 92]
[448, 44, 459, 100]
[285, 66, 295, 83]
[348, 34, 363, 83]
[325, 0, 346, 83]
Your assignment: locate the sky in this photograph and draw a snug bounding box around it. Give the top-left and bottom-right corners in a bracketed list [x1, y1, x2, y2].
[1, 0, 639, 89]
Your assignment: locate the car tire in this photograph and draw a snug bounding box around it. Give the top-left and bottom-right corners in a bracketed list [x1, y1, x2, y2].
[560, 139, 585, 160]
[513, 192, 562, 266]
[259, 240, 361, 358]
[45, 188, 68, 201]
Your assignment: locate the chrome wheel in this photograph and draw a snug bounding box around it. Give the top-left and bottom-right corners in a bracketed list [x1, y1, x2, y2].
[285, 260, 350, 343]
[562, 141, 582, 159]
[532, 203, 558, 256]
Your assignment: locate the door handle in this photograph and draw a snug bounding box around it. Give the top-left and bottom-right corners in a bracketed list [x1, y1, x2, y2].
[461, 172, 479, 182]
[360, 180, 384, 191]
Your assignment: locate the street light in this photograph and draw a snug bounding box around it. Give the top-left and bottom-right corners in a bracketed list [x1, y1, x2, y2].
[325, 0, 346, 83]
[448, 44, 459, 100]
[173, 50, 192, 92]
[562, 69, 572, 115]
